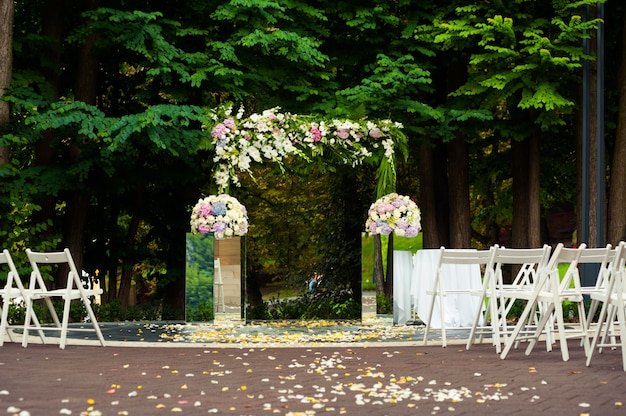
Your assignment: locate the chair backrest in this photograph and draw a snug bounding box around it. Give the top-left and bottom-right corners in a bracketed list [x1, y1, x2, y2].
[550, 244, 586, 293]
[604, 242, 626, 296]
[438, 246, 496, 265]
[0, 249, 27, 294]
[25, 248, 84, 294]
[438, 245, 498, 280]
[493, 244, 552, 286]
[556, 244, 613, 293]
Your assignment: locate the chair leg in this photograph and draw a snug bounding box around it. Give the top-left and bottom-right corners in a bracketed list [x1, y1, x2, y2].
[83, 297, 106, 346]
[21, 301, 34, 348]
[553, 300, 570, 361]
[440, 293, 447, 348]
[59, 297, 73, 349]
[616, 304, 626, 372]
[466, 289, 490, 350]
[587, 299, 611, 367]
[0, 302, 13, 345]
[422, 280, 440, 346]
[422, 294, 436, 346]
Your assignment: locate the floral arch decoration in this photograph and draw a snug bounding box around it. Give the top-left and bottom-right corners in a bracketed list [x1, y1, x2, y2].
[199, 104, 408, 196]
[191, 104, 410, 239]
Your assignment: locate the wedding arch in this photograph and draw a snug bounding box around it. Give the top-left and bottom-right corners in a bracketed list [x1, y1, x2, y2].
[188, 104, 415, 322]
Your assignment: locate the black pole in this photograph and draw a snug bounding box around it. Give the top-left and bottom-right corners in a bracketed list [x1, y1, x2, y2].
[581, 4, 606, 289]
[581, 5, 591, 247]
[596, 1, 605, 247]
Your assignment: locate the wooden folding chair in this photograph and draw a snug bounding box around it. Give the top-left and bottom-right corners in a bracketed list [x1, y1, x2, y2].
[422, 246, 497, 348]
[0, 249, 46, 346]
[22, 248, 105, 349]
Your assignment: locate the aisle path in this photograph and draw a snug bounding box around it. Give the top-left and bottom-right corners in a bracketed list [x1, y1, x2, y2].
[1, 319, 625, 415]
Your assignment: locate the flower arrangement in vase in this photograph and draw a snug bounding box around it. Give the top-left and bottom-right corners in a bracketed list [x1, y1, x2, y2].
[365, 193, 421, 238]
[190, 194, 248, 239]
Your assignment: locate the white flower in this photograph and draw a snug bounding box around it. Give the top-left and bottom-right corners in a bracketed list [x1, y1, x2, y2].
[204, 104, 404, 191]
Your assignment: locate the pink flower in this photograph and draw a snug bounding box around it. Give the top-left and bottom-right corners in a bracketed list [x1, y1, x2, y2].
[369, 127, 381, 138]
[197, 224, 211, 234]
[211, 123, 228, 139]
[336, 129, 350, 139]
[377, 202, 395, 215]
[223, 118, 236, 129]
[197, 204, 212, 217]
[310, 127, 322, 142]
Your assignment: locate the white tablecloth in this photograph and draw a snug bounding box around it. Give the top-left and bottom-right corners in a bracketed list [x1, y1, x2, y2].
[410, 249, 484, 328]
[393, 251, 414, 325]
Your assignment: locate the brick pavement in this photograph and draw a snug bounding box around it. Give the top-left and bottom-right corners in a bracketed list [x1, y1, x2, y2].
[1, 338, 625, 415]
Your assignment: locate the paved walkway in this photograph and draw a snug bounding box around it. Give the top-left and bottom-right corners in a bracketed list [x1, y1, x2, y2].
[1, 320, 625, 415]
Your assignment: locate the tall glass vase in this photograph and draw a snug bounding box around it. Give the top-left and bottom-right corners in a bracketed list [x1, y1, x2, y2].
[185, 234, 246, 323]
[214, 236, 245, 322]
[185, 233, 215, 322]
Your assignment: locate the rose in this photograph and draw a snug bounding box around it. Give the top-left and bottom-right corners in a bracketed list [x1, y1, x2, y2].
[310, 127, 323, 142]
[369, 127, 381, 138]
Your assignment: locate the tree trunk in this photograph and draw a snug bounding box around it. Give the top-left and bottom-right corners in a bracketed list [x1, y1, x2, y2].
[374, 234, 384, 295]
[119, 206, 142, 313]
[528, 130, 542, 248]
[417, 143, 449, 248]
[0, 0, 14, 165]
[339, 171, 363, 306]
[59, 193, 89, 288]
[511, 138, 530, 248]
[58, 0, 99, 286]
[433, 144, 450, 246]
[417, 145, 438, 248]
[31, 0, 64, 242]
[607, 10, 626, 245]
[384, 234, 393, 303]
[447, 135, 471, 248]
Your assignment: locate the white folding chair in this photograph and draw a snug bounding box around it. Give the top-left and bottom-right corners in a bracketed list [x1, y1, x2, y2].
[578, 244, 616, 335]
[499, 243, 584, 361]
[552, 244, 615, 354]
[22, 248, 106, 349]
[467, 244, 552, 354]
[0, 250, 45, 346]
[422, 246, 497, 348]
[586, 242, 626, 371]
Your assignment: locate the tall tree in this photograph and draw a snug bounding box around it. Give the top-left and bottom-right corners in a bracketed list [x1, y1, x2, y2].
[0, 0, 12, 165]
[607, 6, 626, 244]
[430, 1, 599, 249]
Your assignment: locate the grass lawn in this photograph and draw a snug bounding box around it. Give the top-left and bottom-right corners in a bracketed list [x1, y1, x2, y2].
[362, 233, 423, 290]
